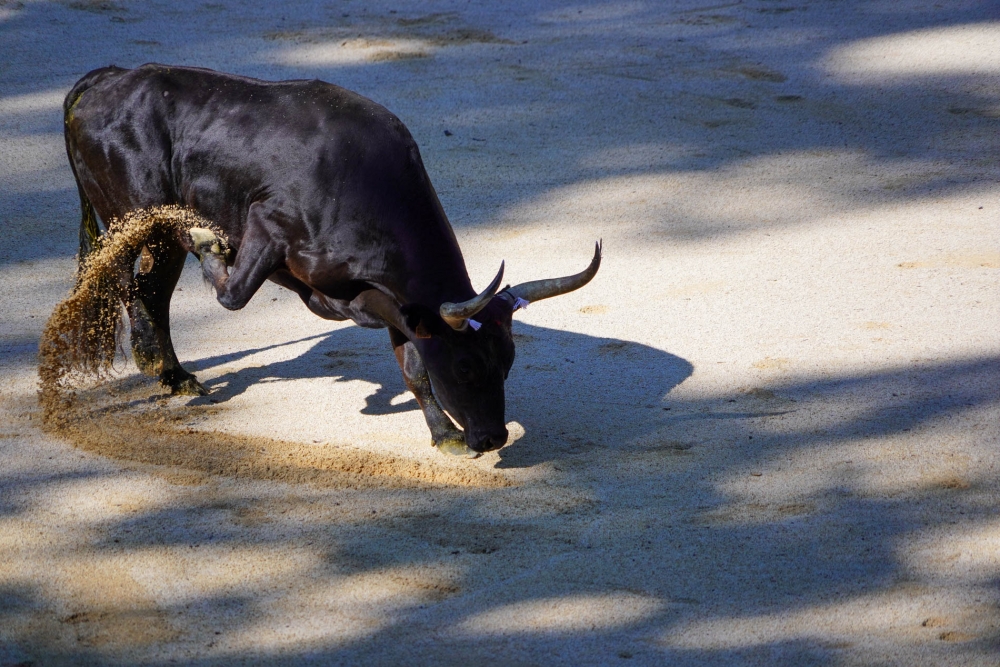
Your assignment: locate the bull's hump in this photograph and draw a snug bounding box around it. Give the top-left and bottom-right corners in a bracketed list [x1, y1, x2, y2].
[138, 65, 401, 132]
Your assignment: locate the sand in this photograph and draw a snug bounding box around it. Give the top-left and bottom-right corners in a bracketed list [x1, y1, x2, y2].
[1, 1, 999, 665]
[37, 206, 224, 419]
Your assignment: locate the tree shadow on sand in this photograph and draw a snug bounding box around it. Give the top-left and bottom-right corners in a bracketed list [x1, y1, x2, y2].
[4, 352, 997, 666]
[181, 322, 695, 458]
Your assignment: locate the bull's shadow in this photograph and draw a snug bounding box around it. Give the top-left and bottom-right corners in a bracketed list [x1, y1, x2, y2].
[185, 323, 693, 467]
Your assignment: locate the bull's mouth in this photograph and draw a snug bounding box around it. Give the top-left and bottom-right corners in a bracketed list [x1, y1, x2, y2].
[466, 429, 509, 455]
[469, 439, 504, 454]
[433, 430, 507, 458]
[432, 404, 508, 457]
[436, 438, 482, 459]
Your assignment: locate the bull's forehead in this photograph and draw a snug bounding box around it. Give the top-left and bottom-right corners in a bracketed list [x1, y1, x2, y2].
[482, 297, 514, 323]
[472, 322, 515, 367]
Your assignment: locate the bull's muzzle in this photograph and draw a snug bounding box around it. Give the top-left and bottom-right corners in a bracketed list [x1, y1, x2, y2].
[468, 425, 509, 453]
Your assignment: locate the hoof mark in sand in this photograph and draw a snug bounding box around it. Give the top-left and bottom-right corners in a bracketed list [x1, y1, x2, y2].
[728, 65, 787, 83]
[700, 501, 816, 526]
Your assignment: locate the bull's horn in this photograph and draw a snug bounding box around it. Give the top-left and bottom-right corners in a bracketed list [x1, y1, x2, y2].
[507, 240, 602, 304]
[439, 262, 505, 330]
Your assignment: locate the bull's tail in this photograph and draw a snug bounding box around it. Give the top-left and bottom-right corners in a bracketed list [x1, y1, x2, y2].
[63, 66, 125, 270]
[73, 180, 101, 268]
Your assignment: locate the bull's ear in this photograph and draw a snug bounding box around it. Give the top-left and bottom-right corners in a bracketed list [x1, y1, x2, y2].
[400, 304, 445, 339]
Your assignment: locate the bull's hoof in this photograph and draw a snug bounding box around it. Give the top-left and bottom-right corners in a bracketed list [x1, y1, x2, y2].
[434, 437, 481, 459]
[189, 227, 223, 256]
[169, 375, 209, 397]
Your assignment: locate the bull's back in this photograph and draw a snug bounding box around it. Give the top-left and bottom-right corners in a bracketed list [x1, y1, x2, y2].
[66, 65, 428, 236]
[65, 64, 471, 301]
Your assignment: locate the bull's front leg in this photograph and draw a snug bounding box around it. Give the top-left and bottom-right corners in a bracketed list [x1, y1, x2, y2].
[188, 227, 232, 298]
[388, 328, 478, 458]
[188, 205, 283, 311]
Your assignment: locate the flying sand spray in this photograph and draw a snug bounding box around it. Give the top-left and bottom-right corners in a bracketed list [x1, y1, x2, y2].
[37, 205, 225, 425]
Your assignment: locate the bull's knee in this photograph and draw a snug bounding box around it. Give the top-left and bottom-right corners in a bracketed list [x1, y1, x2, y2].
[189, 227, 235, 303]
[217, 291, 251, 311]
[191, 221, 278, 312]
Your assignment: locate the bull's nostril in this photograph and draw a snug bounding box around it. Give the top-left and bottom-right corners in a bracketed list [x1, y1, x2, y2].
[486, 431, 508, 451]
[469, 431, 508, 453]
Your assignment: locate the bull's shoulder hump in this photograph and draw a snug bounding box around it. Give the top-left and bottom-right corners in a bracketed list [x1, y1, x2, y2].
[69, 65, 421, 164]
[284, 80, 411, 129]
[75, 64, 408, 132]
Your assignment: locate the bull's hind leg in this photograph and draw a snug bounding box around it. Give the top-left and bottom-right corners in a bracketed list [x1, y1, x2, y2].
[388, 328, 477, 458]
[129, 235, 207, 395]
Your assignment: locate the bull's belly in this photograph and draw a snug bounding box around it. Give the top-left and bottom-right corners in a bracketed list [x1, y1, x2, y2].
[266, 271, 386, 329]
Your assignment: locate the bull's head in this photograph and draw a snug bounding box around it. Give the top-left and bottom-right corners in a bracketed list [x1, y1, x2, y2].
[402, 242, 602, 455]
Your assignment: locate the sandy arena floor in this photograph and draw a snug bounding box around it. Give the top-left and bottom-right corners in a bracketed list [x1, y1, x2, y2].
[1, 1, 999, 664]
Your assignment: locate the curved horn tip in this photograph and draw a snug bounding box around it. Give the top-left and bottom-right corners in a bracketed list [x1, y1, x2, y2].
[504, 241, 602, 305]
[477, 261, 505, 300]
[438, 260, 507, 329]
[587, 240, 602, 272]
[492, 261, 505, 287]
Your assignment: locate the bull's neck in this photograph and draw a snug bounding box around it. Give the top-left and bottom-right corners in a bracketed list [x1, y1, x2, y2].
[397, 267, 476, 309]
[391, 232, 478, 309]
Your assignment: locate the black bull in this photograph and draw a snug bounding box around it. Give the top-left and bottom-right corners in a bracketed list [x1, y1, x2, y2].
[63, 64, 600, 457]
